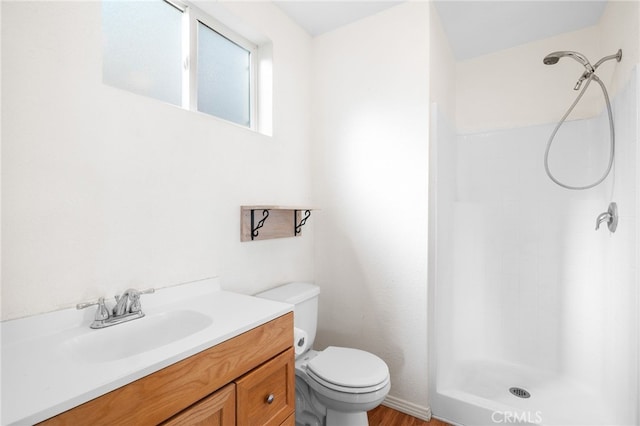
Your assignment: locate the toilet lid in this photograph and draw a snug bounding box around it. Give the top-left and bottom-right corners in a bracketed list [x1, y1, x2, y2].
[306, 346, 389, 389]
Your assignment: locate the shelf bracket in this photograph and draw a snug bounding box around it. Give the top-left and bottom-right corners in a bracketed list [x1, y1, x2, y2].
[295, 210, 311, 235]
[251, 209, 270, 240]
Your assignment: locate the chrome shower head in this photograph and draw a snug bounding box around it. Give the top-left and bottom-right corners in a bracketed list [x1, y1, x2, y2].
[543, 55, 560, 65]
[543, 51, 595, 72]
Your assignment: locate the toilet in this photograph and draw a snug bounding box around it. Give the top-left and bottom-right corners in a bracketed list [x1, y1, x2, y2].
[256, 282, 390, 426]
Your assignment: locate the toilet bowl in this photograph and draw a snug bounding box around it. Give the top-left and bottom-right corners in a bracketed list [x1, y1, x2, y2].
[256, 283, 390, 426]
[298, 348, 390, 425]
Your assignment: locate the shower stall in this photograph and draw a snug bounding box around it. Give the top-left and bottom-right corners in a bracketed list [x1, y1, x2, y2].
[428, 3, 639, 425]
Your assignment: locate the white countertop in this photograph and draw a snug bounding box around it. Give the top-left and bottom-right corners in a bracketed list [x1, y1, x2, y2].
[0, 278, 292, 425]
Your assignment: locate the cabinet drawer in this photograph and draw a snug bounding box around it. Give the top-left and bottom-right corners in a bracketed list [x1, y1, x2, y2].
[161, 383, 235, 426]
[281, 413, 295, 426]
[236, 348, 294, 426]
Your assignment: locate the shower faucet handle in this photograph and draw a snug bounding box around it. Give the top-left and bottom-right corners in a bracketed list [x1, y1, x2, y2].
[595, 212, 611, 230]
[595, 202, 618, 232]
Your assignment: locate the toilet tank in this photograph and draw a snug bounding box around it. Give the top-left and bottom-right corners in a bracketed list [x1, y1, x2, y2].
[256, 282, 320, 349]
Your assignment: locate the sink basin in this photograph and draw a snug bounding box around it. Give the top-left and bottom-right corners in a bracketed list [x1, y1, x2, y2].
[66, 310, 213, 363]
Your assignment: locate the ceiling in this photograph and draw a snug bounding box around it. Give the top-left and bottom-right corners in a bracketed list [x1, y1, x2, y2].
[274, 1, 403, 37]
[274, 0, 608, 60]
[434, 1, 608, 60]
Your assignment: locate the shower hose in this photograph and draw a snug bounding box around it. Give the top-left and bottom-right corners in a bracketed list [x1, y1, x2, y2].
[544, 73, 615, 190]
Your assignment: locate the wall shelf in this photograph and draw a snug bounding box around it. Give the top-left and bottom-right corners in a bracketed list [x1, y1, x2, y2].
[241, 206, 314, 242]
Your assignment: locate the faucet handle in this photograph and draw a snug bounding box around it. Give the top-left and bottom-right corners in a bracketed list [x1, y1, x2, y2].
[76, 297, 110, 321]
[129, 288, 155, 314]
[595, 202, 618, 232]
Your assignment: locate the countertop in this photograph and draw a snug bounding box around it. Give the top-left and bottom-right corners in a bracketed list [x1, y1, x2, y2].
[0, 278, 292, 425]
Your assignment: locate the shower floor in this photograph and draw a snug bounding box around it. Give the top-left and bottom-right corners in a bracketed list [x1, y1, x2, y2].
[436, 360, 609, 426]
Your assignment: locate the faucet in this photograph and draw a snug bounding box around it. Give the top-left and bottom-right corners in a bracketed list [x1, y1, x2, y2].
[113, 288, 136, 316]
[595, 202, 618, 232]
[77, 288, 155, 329]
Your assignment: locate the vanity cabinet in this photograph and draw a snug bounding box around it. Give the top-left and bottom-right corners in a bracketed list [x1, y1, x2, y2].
[39, 313, 294, 426]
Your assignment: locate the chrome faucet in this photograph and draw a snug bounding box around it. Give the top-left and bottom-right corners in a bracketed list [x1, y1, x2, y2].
[113, 288, 136, 316]
[595, 202, 618, 232]
[77, 288, 155, 329]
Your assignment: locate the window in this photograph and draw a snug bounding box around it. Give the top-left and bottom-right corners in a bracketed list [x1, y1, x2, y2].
[102, 0, 257, 129]
[102, 1, 183, 106]
[197, 22, 251, 127]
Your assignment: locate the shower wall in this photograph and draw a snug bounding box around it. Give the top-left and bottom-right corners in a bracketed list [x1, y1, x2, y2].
[432, 68, 638, 426]
[429, 1, 639, 424]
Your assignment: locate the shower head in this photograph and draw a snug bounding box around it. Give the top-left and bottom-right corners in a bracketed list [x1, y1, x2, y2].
[543, 51, 595, 72]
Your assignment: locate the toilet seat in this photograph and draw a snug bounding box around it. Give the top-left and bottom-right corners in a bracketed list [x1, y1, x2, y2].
[306, 346, 389, 394]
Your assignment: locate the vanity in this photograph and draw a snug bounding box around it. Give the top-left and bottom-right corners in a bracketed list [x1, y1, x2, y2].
[1, 278, 294, 425]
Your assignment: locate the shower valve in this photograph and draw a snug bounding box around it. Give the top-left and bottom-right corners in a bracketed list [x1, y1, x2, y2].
[595, 202, 618, 232]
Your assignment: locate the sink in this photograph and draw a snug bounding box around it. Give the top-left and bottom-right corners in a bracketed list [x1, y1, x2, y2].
[66, 310, 213, 363]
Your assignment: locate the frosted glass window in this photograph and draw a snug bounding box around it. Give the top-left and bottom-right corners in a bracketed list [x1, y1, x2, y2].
[197, 22, 251, 127]
[102, 1, 182, 106]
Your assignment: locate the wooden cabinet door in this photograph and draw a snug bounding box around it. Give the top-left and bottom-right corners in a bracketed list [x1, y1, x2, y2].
[235, 348, 295, 426]
[162, 383, 235, 426]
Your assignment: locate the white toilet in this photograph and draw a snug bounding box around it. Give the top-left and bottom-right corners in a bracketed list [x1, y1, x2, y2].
[256, 282, 390, 426]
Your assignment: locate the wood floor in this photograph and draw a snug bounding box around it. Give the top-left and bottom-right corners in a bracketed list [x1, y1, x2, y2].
[368, 405, 450, 426]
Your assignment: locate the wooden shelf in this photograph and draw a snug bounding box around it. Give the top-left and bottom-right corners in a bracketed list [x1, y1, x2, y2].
[241, 206, 314, 242]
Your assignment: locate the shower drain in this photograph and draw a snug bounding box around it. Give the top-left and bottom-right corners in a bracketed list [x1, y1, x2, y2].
[509, 387, 531, 399]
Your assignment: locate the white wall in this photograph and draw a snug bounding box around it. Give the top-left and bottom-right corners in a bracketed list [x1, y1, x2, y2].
[457, 26, 601, 134]
[599, 0, 640, 97]
[311, 2, 430, 415]
[429, 1, 456, 126]
[1, 1, 314, 320]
